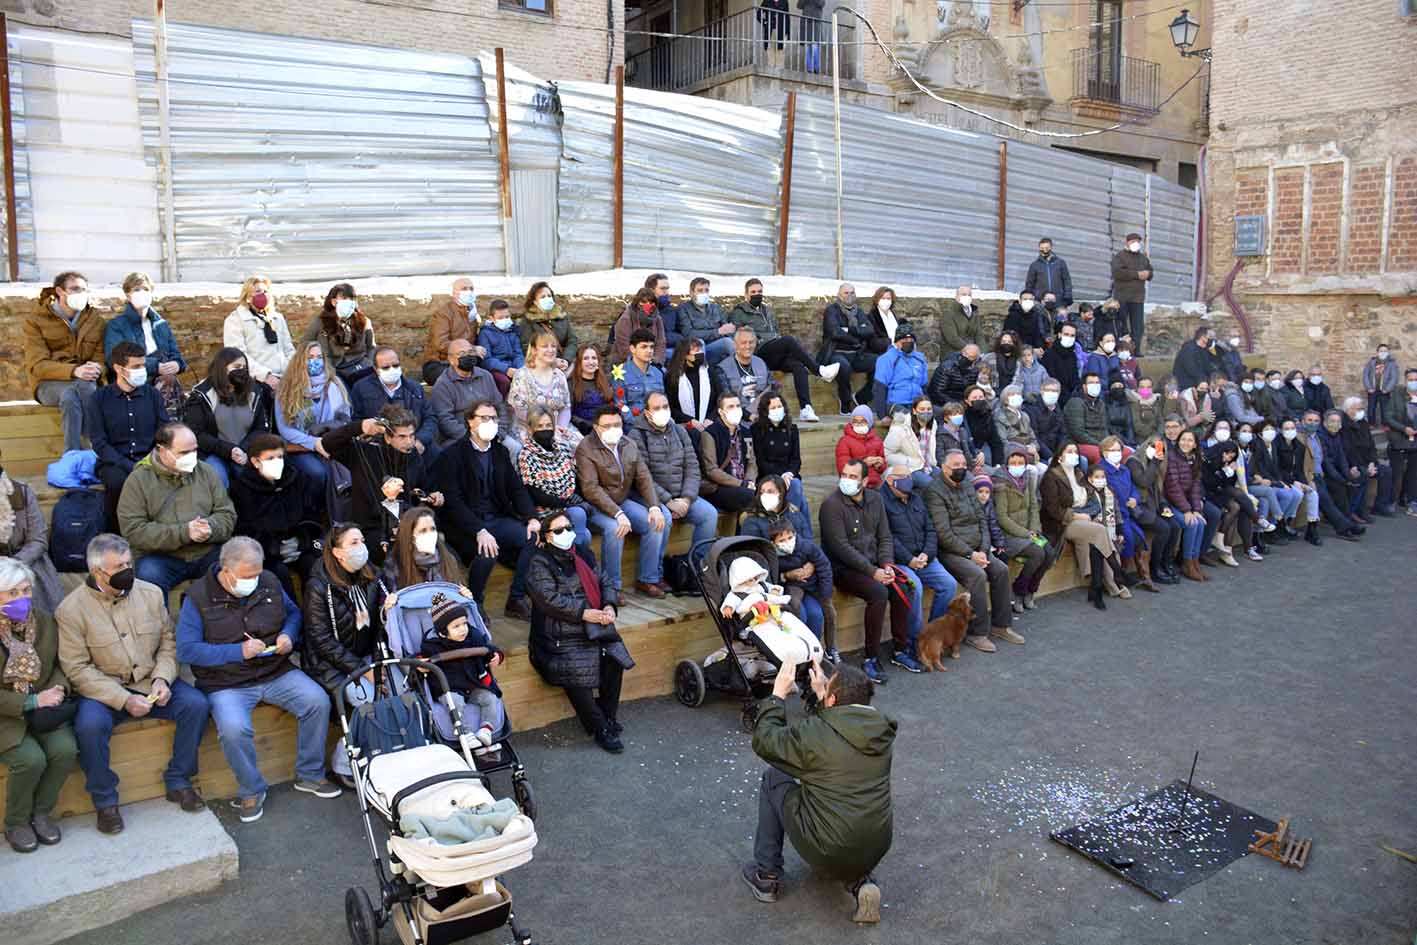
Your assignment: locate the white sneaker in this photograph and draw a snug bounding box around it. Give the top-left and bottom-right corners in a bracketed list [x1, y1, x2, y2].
[476, 726, 495, 747]
[1220, 551, 1240, 567]
[1258, 518, 1277, 533]
[799, 405, 821, 423]
[1246, 547, 1264, 561]
[818, 362, 841, 382]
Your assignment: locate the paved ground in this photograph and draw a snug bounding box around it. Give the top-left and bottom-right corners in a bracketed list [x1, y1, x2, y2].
[60, 520, 1417, 945]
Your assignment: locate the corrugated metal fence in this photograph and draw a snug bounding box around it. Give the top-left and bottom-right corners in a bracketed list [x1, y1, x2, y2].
[5, 21, 1195, 302]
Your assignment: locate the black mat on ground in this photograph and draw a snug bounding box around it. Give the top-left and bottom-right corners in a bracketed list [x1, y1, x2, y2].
[1050, 780, 1278, 901]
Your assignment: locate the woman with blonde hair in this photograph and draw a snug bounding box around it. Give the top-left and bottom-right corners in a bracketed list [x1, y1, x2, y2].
[507, 327, 580, 448]
[224, 275, 295, 390]
[275, 341, 350, 492]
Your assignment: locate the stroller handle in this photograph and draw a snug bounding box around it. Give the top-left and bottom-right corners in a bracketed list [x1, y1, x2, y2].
[427, 646, 490, 663]
[334, 657, 455, 719]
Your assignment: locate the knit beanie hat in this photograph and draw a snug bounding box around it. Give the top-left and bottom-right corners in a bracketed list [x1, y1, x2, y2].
[851, 405, 875, 425]
[430, 593, 467, 637]
[971, 474, 993, 491]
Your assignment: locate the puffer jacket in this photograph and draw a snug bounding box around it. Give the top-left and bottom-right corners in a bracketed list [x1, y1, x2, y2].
[23, 296, 107, 393]
[834, 424, 885, 489]
[1063, 393, 1108, 445]
[993, 403, 1037, 451]
[990, 469, 1041, 538]
[927, 351, 980, 405]
[882, 414, 935, 473]
[1163, 449, 1205, 514]
[751, 696, 897, 880]
[629, 413, 701, 503]
[921, 475, 989, 558]
[116, 451, 237, 562]
[729, 299, 783, 342]
[476, 321, 525, 375]
[525, 544, 624, 689]
[103, 303, 187, 377]
[301, 558, 381, 693]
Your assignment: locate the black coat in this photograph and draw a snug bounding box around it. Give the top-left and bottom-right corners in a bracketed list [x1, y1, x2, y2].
[1023, 401, 1067, 457]
[1002, 301, 1052, 350]
[1105, 391, 1136, 444]
[963, 402, 1003, 462]
[230, 462, 320, 561]
[434, 437, 536, 539]
[1041, 344, 1080, 402]
[1172, 340, 1219, 393]
[322, 419, 433, 551]
[1340, 416, 1379, 467]
[183, 379, 277, 461]
[819, 301, 876, 360]
[525, 545, 624, 690]
[1023, 254, 1073, 307]
[928, 351, 979, 406]
[750, 416, 802, 479]
[301, 559, 380, 693]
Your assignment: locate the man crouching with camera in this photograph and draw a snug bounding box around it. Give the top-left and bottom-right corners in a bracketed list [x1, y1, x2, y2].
[742, 658, 897, 924]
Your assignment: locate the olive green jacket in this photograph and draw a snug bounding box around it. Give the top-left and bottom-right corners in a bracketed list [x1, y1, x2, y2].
[0, 611, 70, 755]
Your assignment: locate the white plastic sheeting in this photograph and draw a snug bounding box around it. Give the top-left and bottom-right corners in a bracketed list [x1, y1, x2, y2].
[9, 26, 153, 282]
[1142, 176, 1198, 306]
[555, 81, 780, 275]
[130, 21, 504, 282]
[479, 56, 562, 275]
[1003, 139, 1116, 301]
[783, 94, 999, 289]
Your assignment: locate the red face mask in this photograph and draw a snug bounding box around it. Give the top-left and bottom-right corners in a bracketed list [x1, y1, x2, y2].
[251, 292, 269, 310]
[639, 302, 655, 316]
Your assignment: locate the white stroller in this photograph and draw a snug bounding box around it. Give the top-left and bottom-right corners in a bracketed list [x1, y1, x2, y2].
[337, 656, 538, 945]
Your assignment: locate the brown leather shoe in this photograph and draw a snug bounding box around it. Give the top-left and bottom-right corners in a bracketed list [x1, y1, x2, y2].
[5, 823, 37, 853]
[634, 580, 666, 599]
[30, 813, 61, 845]
[1181, 559, 1206, 582]
[166, 786, 206, 812]
[96, 806, 125, 835]
[963, 635, 997, 653]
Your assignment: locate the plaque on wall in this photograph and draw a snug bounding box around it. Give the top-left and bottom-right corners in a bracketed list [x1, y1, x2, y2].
[1234, 214, 1266, 257]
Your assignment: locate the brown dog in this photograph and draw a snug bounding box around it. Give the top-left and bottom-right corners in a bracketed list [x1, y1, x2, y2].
[917, 592, 973, 672]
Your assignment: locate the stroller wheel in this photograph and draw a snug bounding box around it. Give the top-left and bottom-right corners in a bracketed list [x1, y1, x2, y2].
[345, 886, 378, 945]
[514, 777, 538, 822]
[674, 659, 706, 708]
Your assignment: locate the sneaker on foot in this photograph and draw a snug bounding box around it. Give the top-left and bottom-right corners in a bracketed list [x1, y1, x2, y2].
[1258, 518, 1276, 532]
[1406, 503, 1417, 518]
[851, 880, 882, 924]
[742, 863, 780, 903]
[231, 793, 265, 823]
[293, 778, 342, 799]
[476, 725, 495, 747]
[595, 726, 624, 753]
[1022, 593, 1037, 610]
[1246, 547, 1264, 561]
[799, 404, 821, 423]
[964, 635, 997, 653]
[1011, 599, 1025, 614]
[890, 651, 924, 673]
[818, 362, 841, 382]
[991, 626, 1026, 645]
[1219, 552, 1240, 567]
[862, 658, 888, 684]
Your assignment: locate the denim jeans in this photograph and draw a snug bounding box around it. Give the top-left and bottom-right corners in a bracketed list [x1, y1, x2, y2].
[74, 680, 209, 809]
[798, 594, 824, 637]
[1200, 500, 1223, 552]
[207, 669, 330, 799]
[753, 766, 798, 873]
[783, 478, 814, 540]
[1178, 510, 1208, 559]
[896, 560, 958, 651]
[705, 337, 735, 365]
[590, 498, 672, 589]
[202, 454, 233, 489]
[460, 516, 536, 605]
[36, 378, 96, 452]
[287, 450, 330, 495]
[680, 496, 721, 548]
[135, 547, 221, 596]
[1349, 463, 1393, 515]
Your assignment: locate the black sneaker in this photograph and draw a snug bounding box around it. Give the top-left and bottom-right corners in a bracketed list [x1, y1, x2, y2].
[742, 863, 780, 903]
[595, 727, 624, 753]
[607, 718, 624, 737]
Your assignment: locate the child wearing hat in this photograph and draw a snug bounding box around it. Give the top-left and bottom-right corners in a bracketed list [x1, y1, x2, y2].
[420, 592, 506, 747]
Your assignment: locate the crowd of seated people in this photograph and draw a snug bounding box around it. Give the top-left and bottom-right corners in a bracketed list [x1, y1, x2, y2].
[3, 262, 1413, 850]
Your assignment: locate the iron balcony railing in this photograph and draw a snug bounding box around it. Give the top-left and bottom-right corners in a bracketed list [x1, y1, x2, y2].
[626, 8, 857, 94]
[1070, 47, 1160, 113]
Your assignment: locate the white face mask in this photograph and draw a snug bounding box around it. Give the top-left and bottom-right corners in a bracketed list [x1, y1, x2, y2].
[1059, 336, 1075, 349]
[1223, 467, 1235, 478]
[723, 407, 743, 427]
[1241, 381, 1254, 392]
[760, 492, 781, 511]
[1261, 429, 1277, 443]
[174, 452, 199, 474]
[1269, 379, 1283, 390]
[1282, 429, 1298, 441]
[378, 366, 403, 386]
[1101, 341, 1116, 354]
[1091, 479, 1108, 493]
[839, 477, 861, 496]
[550, 529, 576, 550]
[1238, 431, 1253, 444]
[1309, 375, 1323, 385]
[259, 457, 284, 481]
[1007, 463, 1026, 477]
[129, 290, 153, 311]
[959, 296, 973, 308]
[1128, 241, 1142, 252]
[1104, 450, 1123, 466]
[457, 290, 476, 307]
[1006, 394, 1023, 409]
[1020, 300, 1034, 312]
[600, 426, 623, 446]
[649, 408, 671, 428]
[695, 292, 711, 306]
[853, 423, 869, 436]
[537, 295, 556, 312]
[775, 537, 796, 556]
[1213, 428, 1231, 442]
[1230, 338, 1241, 347]
[494, 317, 513, 331]
[1291, 378, 1305, 390]
[1085, 383, 1102, 398]
[413, 530, 439, 555]
[1354, 410, 1366, 422]
[767, 407, 786, 424]
[475, 420, 499, 442]
[1041, 391, 1060, 406]
[335, 298, 357, 318]
[63, 290, 89, 312]
[230, 575, 260, 598]
[878, 298, 893, 313]
[1377, 351, 1389, 361]
[1061, 453, 1079, 468]
[126, 367, 148, 387]
[1144, 446, 1157, 461]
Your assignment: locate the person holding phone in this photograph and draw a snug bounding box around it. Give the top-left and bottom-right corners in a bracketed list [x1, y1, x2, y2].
[741, 658, 897, 925]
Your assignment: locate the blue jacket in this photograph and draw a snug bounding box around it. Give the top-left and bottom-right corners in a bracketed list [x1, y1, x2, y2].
[879, 483, 937, 564]
[1023, 254, 1074, 307]
[476, 323, 525, 375]
[613, 359, 666, 417]
[85, 381, 170, 473]
[773, 535, 833, 602]
[103, 303, 186, 376]
[660, 302, 683, 347]
[1084, 351, 1122, 387]
[673, 299, 729, 345]
[349, 374, 438, 448]
[740, 505, 813, 544]
[873, 347, 928, 409]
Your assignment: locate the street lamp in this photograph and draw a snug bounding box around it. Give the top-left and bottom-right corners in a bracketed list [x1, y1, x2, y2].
[1169, 8, 1211, 60]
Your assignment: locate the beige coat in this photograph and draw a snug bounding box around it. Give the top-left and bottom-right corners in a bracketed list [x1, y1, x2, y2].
[57, 579, 176, 710]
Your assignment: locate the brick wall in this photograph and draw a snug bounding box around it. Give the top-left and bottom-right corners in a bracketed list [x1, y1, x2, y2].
[1388, 155, 1417, 272]
[1346, 163, 1386, 273]
[1307, 163, 1343, 274]
[1270, 168, 1306, 274]
[8, 0, 623, 83]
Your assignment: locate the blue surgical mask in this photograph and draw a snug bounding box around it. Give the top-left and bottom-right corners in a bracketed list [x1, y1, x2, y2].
[537, 295, 556, 313]
[307, 358, 325, 378]
[949, 415, 964, 427]
[892, 477, 914, 494]
[457, 290, 476, 307]
[838, 477, 860, 497]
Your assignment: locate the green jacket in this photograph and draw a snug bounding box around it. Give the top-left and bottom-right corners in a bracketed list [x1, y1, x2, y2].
[1130, 394, 1164, 445]
[922, 474, 989, 558]
[990, 469, 1041, 538]
[935, 300, 982, 356]
[752, 697, 897, 879]
[728, 300, 782, 342]
[0, 611, 69, 755]
[519, 307, 579, 366]
[1064, 393, 1108, 446]
[116, 452, 237, 562]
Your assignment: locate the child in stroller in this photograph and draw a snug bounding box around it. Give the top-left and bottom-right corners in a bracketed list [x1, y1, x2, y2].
[766, 519, 838, 660]
[719, 557, 822, 675]
[420, 593, 505, 749]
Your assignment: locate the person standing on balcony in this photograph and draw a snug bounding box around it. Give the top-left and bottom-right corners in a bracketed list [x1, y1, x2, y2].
[759, 0, 790, 63]
[798, 0, 825, 73]
[1110, 232, 1154, 356]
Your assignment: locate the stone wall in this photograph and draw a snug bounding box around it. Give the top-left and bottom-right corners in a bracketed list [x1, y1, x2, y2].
[0, 285, 1205, 400]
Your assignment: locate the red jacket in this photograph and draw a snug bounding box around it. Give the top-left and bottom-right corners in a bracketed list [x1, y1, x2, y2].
[835, 424, 886, 489]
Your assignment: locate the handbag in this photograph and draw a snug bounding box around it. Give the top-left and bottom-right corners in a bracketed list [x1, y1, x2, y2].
[26, 698, 78, 733]
[662, 553, 700, 597]
[349, 690, 433, 759]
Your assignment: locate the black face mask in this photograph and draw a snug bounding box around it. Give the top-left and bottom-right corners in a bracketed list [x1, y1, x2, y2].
[968, 400, 988, 414]
[1109, 388, 1128, 404]
[1044, 300, 1058, 312]
[457, 355, 479, 372]
[999, 344, 1015, 356]
[948, 467, 968, 483]
[532, 429, 556, 450]
[900, 341, 915, 354]
[749, 294, 764, 308]
[227, 369, 250, 388]
[685, 355, 698, 367]
[108, 567, 136, 594]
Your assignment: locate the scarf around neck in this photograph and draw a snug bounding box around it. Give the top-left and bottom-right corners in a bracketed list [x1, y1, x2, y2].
[0, 613, 41, 693]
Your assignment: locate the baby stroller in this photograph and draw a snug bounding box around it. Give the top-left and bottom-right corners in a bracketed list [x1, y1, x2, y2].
[674, 535, 823, 731]
[381, 582, 535, 820]
[336, 657, 538, 945]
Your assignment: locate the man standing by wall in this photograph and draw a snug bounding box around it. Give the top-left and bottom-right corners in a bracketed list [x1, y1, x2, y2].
[1110, 233, 1153, 355]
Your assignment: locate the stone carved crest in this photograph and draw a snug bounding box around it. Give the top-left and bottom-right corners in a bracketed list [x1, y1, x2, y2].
[953, 40, 984, 89]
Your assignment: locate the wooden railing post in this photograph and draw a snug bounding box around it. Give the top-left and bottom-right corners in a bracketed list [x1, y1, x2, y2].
[613, 65, 624, 270]
[775, 92, 796, 276]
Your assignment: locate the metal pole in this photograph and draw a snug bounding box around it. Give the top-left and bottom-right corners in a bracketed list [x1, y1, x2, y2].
[613, 65, 624, 270]
[0, 13, 19, 281]
[830, 9, 844, 281]
[155, 0, 177, 282]
[776, 91, 797, 276]
[996, 140, 1007, 290]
